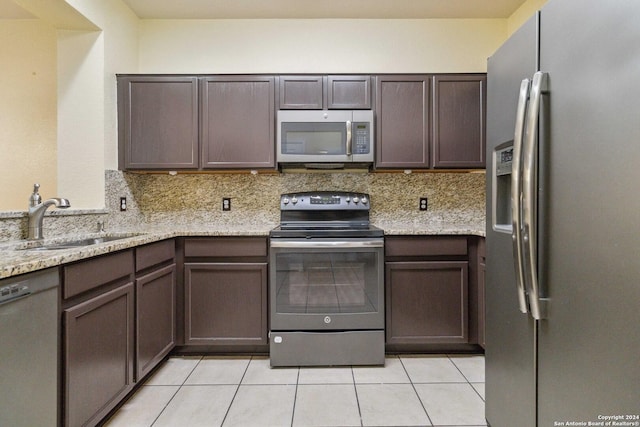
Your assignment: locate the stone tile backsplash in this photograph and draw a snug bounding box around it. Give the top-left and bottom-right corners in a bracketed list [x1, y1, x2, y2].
[0, 169, 485, 241]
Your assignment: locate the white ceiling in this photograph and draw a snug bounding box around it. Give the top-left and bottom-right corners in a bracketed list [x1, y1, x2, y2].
[1, 0, 530, 20]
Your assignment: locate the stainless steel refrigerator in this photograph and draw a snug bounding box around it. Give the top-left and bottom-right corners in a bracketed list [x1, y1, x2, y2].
[485, 0, 640, 426]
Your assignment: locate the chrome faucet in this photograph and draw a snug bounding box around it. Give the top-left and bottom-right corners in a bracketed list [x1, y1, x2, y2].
[27, 184, 71, 240]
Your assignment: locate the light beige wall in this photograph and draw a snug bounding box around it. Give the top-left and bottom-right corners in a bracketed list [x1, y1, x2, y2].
[507, 0, 548, 36]
[139, 19, 506, 74]
[65, 0, 139, 170]
[0, 19, 57, 210]
[55, 0, 138, 207]
[0, 0, 137, 211]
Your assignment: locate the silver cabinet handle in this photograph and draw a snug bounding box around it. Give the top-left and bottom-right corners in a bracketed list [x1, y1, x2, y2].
[522, 71, 548, 320]
[346, 120, 352, 156]
[512, 78, 530, 314]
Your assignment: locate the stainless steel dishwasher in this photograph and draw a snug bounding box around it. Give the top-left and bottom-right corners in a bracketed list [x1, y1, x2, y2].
[0, 267, 59, 427]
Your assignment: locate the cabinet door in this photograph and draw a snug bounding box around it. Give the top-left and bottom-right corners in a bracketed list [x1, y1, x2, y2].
[386, 261, 469, 344]
[136, 264, 176, 381]
[432, 75, 486, 168]
[327, 75, 372, 109]
[200, 76, 275, 168]
[64, 283, 134, 427]
[184, 263, 268, 345]
[375, 75, 431, 168]
[278, 75, 324, 109]
[118, 76, 199, 170]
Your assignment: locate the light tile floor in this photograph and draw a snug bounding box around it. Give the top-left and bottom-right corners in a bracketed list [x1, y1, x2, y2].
[105, 354, 486, 427]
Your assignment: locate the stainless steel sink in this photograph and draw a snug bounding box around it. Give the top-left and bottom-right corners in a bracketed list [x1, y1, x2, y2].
[17, 235, 143, 251]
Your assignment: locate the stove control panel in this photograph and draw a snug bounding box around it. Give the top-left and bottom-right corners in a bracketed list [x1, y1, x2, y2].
[280, 191, 370, 210]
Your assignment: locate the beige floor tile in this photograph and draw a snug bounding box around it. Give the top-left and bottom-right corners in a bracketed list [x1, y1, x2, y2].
[298, 366, 354, 384]
[400, 355, 468, 383]
[223, 385, 296, 427]
[449, 354, 486, 382]
[185, 356, 250, 385]
[472, 382, 486, 400]
[242, 357, 299, 385]
[104, 385, 178, 427]
[293, 384, 361, 427]
[144, 356, 202, 386]
[153, 385, 236, 427]
[415, 383, 487, 426]
[357, 383, 431, 426]
[352, 356, 410, 384]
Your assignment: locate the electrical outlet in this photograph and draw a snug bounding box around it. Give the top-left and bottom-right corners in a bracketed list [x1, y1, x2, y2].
[419, 197, 428, 211]
[119, 197, 127, 211]
[222, 198, 231, 211]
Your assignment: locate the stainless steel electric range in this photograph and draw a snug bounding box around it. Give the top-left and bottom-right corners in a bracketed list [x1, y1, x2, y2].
[269, 191, 385, 367]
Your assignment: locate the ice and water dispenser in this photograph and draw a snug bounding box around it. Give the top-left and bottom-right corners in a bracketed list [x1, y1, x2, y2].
[493, 142, 514, 233]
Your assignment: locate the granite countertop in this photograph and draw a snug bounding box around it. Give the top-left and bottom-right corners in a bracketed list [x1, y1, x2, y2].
[0, 221, 485, 280]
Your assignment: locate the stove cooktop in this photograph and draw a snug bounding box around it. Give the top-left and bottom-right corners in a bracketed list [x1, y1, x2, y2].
[272, 191, 382, 238]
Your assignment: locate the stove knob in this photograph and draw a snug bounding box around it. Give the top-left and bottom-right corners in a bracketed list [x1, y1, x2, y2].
[283, 197, 290, 205]
[345, 197, 351, 203]
[361, 197, 368, 205]
[291, 197, 298, 205]
[353, 196, 360, 204]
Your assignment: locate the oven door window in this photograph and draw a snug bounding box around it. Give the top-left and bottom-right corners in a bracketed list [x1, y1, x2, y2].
[280, 122, 347, 155]
[274, 250, 379, 314]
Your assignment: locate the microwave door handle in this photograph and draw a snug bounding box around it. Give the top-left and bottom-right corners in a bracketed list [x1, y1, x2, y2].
[512, 78, 530, 314]
[522, 71, 548, 320]
[346, 120, 352, 156]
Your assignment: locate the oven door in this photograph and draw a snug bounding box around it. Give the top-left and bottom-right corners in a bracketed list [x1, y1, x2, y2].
[269, 238, 384, 331]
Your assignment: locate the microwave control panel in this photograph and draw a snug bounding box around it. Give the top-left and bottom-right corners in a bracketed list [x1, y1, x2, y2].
[353, 122, 371, 154]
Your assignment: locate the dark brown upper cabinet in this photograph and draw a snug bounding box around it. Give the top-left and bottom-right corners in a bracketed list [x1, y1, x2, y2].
[278, 75, 372, 109]
[118, 76, 199, 170]
[375, 75, 431, 168]
[200, 76, 275, 169]
[432, 74, 486, 168]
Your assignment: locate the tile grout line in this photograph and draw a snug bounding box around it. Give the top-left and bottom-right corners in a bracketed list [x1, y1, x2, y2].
[398, 355, 435, 427]
[289, 366, 301, 427]
[149, 355, 204, 427]
[350, 365, 365, 427]
[219, 356, 253, 427]
[446, 354, 486, 402]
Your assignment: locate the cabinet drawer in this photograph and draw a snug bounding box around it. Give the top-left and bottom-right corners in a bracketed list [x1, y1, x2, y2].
[184, 237, 267, 258]
[63, 250, 134, 299]
[136, 239, 175, 272]
[385, 236, 467, 257]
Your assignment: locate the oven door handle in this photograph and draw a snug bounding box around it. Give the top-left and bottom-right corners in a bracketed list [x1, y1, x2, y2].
[270, 239, 384, 249]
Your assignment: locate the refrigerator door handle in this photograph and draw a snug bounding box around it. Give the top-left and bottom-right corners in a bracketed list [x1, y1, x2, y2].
[522, 71, 549, 320]
[511, 78, 530, 314]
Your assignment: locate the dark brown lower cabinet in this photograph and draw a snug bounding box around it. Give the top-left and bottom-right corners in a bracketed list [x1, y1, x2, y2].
[63, 283, 134, 427]
[386, 261, 469, 345]
[136, 263, 176, 380]
[184, 262, 268, 346]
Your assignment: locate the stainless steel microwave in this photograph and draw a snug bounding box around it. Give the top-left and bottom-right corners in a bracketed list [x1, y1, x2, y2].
[277, 110, 374, 166]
